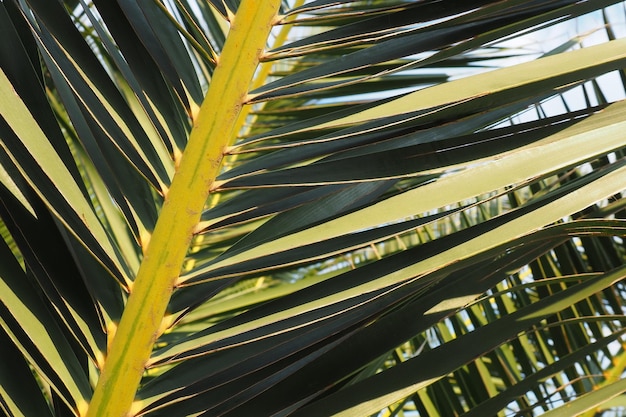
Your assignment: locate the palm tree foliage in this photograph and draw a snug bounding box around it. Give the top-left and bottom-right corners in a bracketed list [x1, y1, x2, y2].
[1, 0, 626, 415]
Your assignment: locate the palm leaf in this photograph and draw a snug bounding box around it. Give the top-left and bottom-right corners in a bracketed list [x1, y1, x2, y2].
[1, 1, 626, 416]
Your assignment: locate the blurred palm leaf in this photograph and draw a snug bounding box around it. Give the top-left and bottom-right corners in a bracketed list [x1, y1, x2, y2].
[1, 0, 626, 416]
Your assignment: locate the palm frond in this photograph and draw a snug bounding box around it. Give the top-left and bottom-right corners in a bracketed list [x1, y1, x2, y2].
[1, 0, 626, 416]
